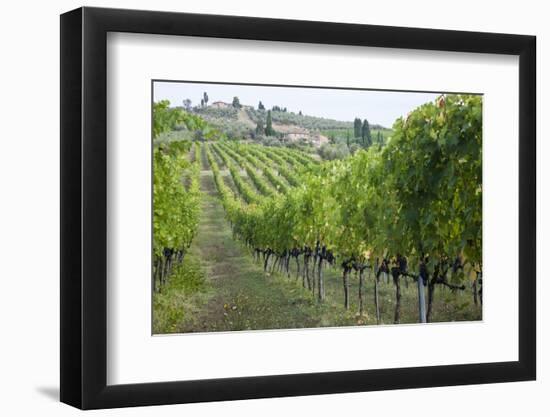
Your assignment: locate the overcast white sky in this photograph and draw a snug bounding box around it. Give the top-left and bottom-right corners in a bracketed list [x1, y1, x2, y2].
[154, 81, 443, 128]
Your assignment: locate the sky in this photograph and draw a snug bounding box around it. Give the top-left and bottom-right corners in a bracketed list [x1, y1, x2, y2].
[153, 81, 443, 128]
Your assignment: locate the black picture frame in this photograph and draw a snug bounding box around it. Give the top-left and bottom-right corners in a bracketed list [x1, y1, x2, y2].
[60, 6, 536, 410]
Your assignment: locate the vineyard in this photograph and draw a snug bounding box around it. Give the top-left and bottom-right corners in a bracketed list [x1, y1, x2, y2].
[153, 94, 482, 333]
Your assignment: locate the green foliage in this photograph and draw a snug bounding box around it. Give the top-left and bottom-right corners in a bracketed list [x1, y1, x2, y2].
[152, 253, 208, 333]
[361, 119, 372, 148]
[255, 119, 265, 135]
[353, 118, 362, 138]
[318, 143, 350, 160]
[383, 94, 482, 265]
[232, 96, 241, 108]
[237, 146, 289, 194]
[153, 100, 185, 139]
[319, 128, 390, 152]
[271, 146, 318, 167]
[212, 143, 263, 205]
[348, 143, 361, 154]
[265, 110, 275, 136]
[153, 100, 220, 142]
[153, 141, 201, 258]
[247, 146, 301, 187]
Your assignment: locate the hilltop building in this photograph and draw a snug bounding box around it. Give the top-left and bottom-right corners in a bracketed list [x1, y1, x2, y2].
[210, 101, 231, 109]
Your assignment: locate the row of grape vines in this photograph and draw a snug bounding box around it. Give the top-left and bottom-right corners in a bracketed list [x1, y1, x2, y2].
[153, 141, 201, 292]
[217, 142, 289, 196]
[206, 95, 482, 324]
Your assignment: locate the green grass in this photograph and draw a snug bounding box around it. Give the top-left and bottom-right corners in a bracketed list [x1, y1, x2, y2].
[280, 261, 482, 326]
[153, 254, 210, 333]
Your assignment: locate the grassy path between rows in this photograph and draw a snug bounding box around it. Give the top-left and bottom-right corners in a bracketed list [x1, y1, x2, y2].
[154, 168, 349, 333]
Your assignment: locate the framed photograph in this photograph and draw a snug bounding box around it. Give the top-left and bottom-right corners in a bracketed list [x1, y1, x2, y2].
[60, 6, 536, 410]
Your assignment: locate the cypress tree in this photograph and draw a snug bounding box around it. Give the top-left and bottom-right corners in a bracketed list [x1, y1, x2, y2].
[354, 118, 362, 139]
[265, 110, 274, 136]
[362, 119, 372, 148]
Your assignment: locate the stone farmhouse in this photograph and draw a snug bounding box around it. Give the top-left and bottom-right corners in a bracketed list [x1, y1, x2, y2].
[210, 101, 231, 109]
[281, 128, 329, 147]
